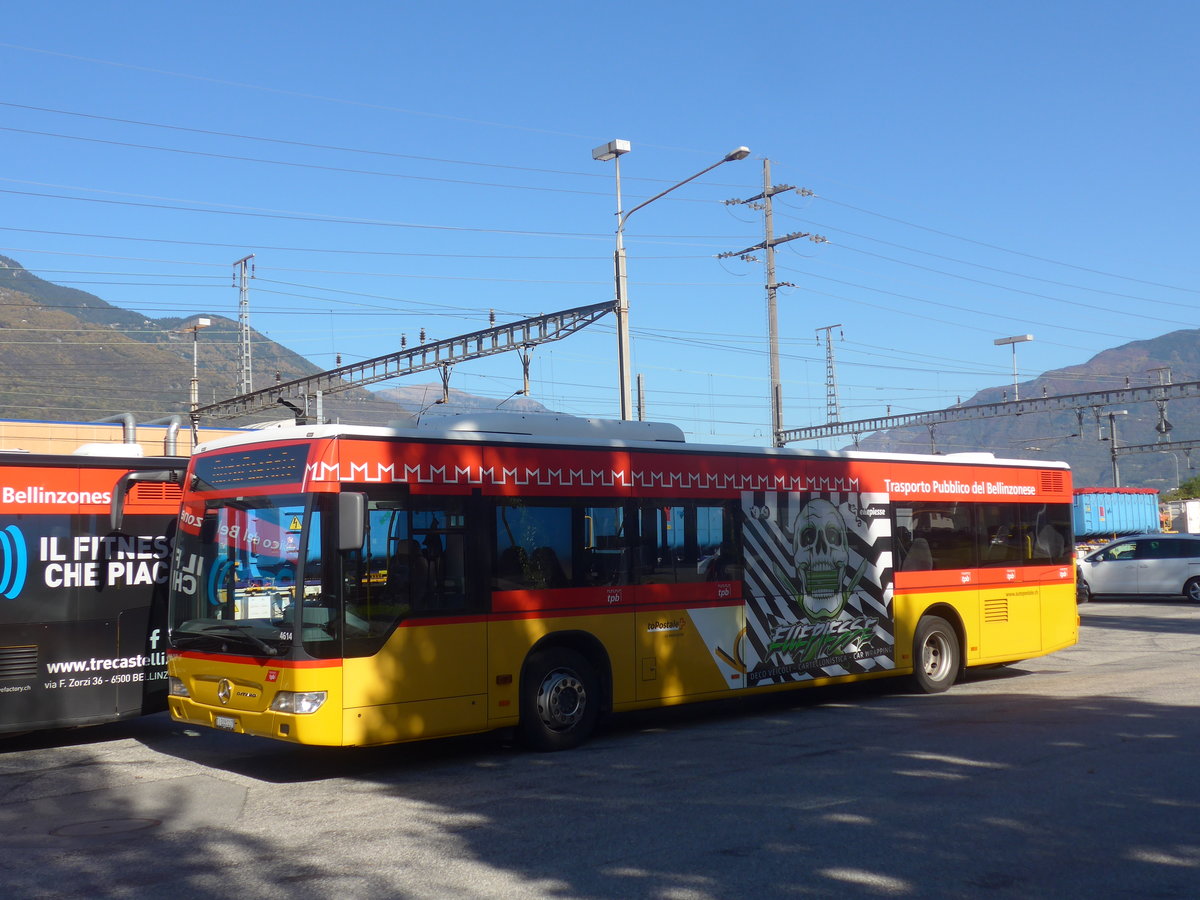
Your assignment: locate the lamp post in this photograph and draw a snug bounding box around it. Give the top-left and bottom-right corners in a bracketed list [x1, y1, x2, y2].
[1160, 450, 1181, 490]
[994, 334, 1033, 401]
[179, 317, 212, 412]
[1105, 409, 1128, 487]
[593, 141, 751, 420]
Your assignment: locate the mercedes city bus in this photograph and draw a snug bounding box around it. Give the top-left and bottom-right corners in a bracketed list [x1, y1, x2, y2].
[156, 414, 1077, 751]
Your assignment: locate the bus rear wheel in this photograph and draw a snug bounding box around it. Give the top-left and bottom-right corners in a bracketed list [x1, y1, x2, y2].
[911, 615, 959, 694]
[519, 647, 599, 752]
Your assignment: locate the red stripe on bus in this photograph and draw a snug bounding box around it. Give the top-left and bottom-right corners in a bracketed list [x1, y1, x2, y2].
[894, 581, 1072, 596]
[283, 437, 1072, 501]
[487, 596, 743, 622]
[492, 581, 742, 613]
[167, 650, 342, 668]
[894, 565, 1073, 591]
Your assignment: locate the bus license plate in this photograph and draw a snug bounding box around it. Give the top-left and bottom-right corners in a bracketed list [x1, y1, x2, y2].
[215, 715, 237, 731]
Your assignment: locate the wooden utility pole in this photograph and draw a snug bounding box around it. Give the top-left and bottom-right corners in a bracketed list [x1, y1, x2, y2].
[720, 161, 825, 446]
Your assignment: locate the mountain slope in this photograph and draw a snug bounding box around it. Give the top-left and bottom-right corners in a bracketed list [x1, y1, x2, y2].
[851, 329, 1200, 489]
[2, 254, 1191, 488]
[0, 255, 547, 426]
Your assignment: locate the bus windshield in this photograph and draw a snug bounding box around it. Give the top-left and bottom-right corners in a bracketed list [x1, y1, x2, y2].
[169, 494, 315, 657]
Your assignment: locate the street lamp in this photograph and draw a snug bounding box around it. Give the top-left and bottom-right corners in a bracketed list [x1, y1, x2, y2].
[178, 317, 212, 412]
[593, 141, 751, 419]
[994, 334, 1033, 401]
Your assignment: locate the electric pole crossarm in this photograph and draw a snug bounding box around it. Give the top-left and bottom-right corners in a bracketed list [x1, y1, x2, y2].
[727, 184, 795, 206]
[717, 231, 825, 260]
[193, 301, 613, 421]
[777, 380, 1200, 443]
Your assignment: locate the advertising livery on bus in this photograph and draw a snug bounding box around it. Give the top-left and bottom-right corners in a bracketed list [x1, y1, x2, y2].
[0, 450, 182, 735]
[159, 414, 1077, 750]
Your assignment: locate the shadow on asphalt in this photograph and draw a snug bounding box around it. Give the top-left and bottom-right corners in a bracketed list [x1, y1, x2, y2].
[4, 604, 1197, 899]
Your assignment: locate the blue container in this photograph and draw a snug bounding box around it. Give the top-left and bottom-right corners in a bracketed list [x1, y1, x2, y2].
[1073, 488, 1160, 538]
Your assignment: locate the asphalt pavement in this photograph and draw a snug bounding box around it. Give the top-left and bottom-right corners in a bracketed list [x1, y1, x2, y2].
[1, 600, 1197, 899]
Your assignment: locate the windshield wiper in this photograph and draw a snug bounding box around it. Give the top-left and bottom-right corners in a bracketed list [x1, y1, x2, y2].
[171, 630, 223, 651]
[193, 622, 282, 657]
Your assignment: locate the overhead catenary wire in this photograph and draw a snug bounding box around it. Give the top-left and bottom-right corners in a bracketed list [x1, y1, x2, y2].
[0, 83, 1188, 440]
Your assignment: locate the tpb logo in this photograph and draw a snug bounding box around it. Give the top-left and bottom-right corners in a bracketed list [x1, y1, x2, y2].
[0, 524, 28, 599]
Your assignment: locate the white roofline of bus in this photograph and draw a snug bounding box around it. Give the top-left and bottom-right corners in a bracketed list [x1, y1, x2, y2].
[191, 413, 1069, 470]
[72, 442, 147, 457]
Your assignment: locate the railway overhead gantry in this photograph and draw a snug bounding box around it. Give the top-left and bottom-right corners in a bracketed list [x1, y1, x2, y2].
[191, 301, 613, 424]
[777, 380, 1200, 446]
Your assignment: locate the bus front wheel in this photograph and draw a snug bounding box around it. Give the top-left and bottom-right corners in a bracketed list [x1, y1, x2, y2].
[519, 647, 599, 752]
[911, 615, 959, 694]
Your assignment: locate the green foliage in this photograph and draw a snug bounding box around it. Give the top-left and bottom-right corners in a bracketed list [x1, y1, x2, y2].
[1163, 474, 1200, 501]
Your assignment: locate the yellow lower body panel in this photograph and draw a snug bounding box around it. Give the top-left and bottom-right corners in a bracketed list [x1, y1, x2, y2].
[167, 694, 347, 745]
[167, 654, 347, 746]
[342, 694, 489, 747]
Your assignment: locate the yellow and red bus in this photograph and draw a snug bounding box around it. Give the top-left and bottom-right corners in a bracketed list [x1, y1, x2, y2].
[161, 414, 1077, 750]
[1, 450, 182, 734]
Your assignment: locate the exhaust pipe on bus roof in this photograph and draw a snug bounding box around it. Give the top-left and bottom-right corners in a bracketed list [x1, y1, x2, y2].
[91, 412, 137, 444]
[144, 415, 184, 456]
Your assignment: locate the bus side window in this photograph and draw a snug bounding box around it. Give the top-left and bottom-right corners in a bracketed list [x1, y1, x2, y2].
[337, 504, 403, 655]
[903, 538, 933, 571]
[578, 504, 628, 587]
[1030, 503, 1072, 564]
[493, 504, 573, 591]
[347, 501, 471, 630]
[385, 538, 429, 608]
[1033, 524, 1066, 561]
[979, 504, 1024, 566]
[896, 503, 978, 571]
[635, 501, 741, 585]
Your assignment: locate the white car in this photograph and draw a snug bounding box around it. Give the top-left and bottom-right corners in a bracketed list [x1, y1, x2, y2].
[1077, 533, 1200, 603]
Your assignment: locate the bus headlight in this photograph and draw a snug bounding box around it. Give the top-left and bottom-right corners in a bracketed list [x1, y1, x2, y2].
[270, 690, 328, 714]
[168, 676, 190, 698]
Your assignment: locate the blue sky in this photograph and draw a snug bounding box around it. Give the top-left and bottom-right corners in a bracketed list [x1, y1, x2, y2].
[2, 2, 1197, 448]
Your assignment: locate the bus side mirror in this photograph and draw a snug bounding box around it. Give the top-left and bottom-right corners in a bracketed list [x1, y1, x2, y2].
[338, 492, 366, 551]
[110, 468, 183, 531]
